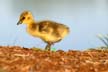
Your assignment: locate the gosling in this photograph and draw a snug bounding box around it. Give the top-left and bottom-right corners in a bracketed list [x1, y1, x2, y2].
[17, 11, 70, 51]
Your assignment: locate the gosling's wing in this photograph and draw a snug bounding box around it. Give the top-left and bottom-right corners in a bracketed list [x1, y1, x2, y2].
[38, 20, 69, 37]
[38, 21, 53, 34]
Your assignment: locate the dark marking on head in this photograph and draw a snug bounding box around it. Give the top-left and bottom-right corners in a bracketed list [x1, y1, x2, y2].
[19, 16, 25, 23]
[22, 17, 25, 20]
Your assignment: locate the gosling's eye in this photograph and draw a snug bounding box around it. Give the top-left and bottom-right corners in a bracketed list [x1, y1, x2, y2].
[28, 17, 30, 20]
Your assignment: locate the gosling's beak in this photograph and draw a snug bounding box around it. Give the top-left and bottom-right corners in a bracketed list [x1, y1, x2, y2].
[17, 20, 22, 25]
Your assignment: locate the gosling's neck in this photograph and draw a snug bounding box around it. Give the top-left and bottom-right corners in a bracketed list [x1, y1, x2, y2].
[26, 19, 36, 26]
[26, 20, 38, 31]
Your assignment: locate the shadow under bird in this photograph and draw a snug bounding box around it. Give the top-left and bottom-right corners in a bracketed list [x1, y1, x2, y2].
[17, 11, 70, 51]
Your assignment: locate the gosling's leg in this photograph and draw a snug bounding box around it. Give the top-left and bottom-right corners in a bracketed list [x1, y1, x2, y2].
[45, 42, 53, 51]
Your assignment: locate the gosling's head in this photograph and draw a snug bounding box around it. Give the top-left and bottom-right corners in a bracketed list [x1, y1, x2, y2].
[17, 11, 34, 25]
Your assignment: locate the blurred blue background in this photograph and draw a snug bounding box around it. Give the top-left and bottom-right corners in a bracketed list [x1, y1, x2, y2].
[0, 0, 108, 51]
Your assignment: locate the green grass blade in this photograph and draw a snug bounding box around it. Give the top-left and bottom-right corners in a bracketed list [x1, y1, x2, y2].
[97, 34, 108, 47]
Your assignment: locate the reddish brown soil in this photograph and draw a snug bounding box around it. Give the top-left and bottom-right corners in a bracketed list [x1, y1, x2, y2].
[0, 46, 108, 72]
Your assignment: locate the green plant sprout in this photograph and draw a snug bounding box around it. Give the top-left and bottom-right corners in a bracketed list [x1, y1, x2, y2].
[51, 48, 56, 51]
[97, 34, 108, 47]
[31, 47, 56, 51]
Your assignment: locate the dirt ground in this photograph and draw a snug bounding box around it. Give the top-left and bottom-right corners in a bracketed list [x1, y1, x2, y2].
[0, 46, 108, 72]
